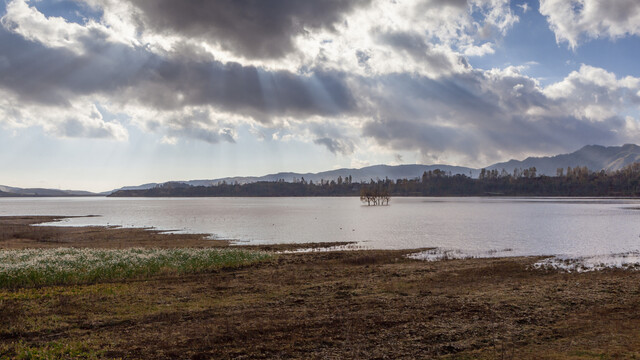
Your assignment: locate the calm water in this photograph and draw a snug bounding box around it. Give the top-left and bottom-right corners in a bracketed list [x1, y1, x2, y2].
[1, 197, 639, 256]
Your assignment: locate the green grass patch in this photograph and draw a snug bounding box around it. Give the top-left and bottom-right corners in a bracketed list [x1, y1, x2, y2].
[0, 248, 270, 288]
[0, 340, 105, 360]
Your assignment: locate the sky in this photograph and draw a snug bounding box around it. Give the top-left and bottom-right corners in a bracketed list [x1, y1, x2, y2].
[0, 0, 639, 192]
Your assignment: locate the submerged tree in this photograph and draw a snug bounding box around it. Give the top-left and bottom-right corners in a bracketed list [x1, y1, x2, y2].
[360, 186, 390, 206]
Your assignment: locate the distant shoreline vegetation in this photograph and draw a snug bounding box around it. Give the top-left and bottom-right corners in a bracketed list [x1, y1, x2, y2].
[108, 164, 640, 197]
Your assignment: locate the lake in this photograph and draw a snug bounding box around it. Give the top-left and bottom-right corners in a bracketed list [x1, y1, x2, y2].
[1, 197, 639, 257]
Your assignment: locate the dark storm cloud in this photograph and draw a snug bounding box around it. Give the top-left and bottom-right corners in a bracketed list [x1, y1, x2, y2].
[0, 26, 150, 106]
[0, 26, 356, 120]
[130, 59, 356, 120]
[128, 0, 372, 59]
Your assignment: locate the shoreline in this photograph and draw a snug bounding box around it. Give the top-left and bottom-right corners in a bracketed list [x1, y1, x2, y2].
[2, 216, 640, 358]
[0, 216, 359, 251]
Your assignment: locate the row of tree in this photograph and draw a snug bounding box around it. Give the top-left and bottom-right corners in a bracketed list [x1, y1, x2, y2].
[109, 164, 640, 198]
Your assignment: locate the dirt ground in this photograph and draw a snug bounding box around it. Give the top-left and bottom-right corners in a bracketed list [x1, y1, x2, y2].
[2, 216, 640, 359]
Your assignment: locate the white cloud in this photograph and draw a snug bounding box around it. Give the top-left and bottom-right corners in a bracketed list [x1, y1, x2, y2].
[624, 116, 640, 138]
[0, 0, 136, 54]
[0, 91, 128, 140]
[462, 42, 495, 57]
[543, 64, 640, 121]
[540, 0, 640, 49]
[305, 0, 517, 77]
[1, 0, 87, 52]
[517, 3, 529, 13]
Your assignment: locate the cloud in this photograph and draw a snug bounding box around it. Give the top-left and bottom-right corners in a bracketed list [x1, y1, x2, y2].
[116, 0, 371, 60]
[314, 137, 355, 155]
[461, 42, 495, 57]
[375, 30, 468, 75]
[0, 0, 638, 167]
[121, 59, 358, 120]
[0, 4, 358, 143]
[133, 106, 240, 145]
[543, 64, 640, 121]
[0, 91, 128, 141]
[359, 66, 638, 165]
[305, 120, 357, 155]
[540, 0, 640, 49]
[1, 0, 92, 52]
[517, 3, 529, 14]
[0, 16, 357, 117]
[1, 0, 133, 53]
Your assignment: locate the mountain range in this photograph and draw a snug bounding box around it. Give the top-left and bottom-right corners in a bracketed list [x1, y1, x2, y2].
[2, 144, 640, 196]
[488, 144, 640, 176]
[0, 185, 96, 197]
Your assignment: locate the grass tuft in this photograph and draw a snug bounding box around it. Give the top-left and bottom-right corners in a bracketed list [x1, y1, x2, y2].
[0, 248, 270, 288]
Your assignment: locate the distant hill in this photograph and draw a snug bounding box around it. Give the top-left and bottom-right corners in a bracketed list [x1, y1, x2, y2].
[108, 144, 640, 194]
[4, 144, 640, 196]
[98, 183, 160, 195]
[488, 144, 640, 176]
[200, 164, 478, 185]
[109, 164, 478, 193]
[110, 163, 640, 197]
[0, 185, 97, 197]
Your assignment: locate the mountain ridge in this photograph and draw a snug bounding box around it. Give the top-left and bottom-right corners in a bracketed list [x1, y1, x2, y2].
[487, 144, 640, 176]
[110, 144, 640, 193]
[2, 144, 640, 196]
[112, 164, 478, 193]
[0, 185, 98, 197]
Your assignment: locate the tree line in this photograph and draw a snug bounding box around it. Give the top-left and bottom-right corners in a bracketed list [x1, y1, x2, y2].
[108, 163, 640, 198]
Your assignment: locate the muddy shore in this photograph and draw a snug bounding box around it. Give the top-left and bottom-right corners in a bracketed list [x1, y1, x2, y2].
[2, 216, 640, 359]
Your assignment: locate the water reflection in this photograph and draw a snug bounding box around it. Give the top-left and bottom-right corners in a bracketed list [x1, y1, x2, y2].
[1, 197, 639, 256]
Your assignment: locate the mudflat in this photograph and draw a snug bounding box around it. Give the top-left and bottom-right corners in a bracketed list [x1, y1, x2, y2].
[1, 216, 640, 359]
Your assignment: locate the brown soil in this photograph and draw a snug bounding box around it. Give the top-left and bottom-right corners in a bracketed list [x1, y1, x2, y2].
[0, 216, 352, 251]
[2, 216, 640, 359]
